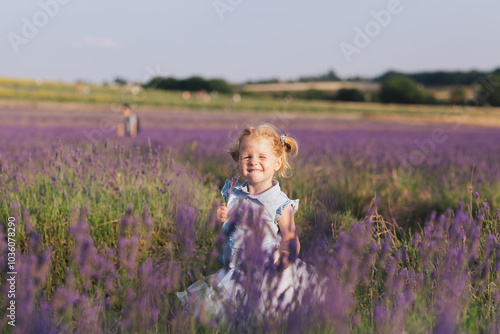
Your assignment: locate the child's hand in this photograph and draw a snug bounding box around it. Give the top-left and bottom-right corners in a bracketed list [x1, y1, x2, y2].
[216, 203, 228, 224]
[275, 250, 292, 272]
[275, 237, 300, 272]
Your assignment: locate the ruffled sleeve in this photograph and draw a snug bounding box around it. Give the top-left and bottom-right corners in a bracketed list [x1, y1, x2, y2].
[275, 199, 299, 223]
[220, 179, 231, 203]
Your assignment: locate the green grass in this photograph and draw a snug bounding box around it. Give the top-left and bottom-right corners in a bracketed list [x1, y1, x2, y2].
[3, 136, 489, 297]
[2, 77, 500, 120]
[2, 136, 500, 332]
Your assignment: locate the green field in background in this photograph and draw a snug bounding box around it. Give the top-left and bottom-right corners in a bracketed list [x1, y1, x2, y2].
[2, 77, 498, 120]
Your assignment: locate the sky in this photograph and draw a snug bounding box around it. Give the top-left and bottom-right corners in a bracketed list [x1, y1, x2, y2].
[1, 0, 499, 84]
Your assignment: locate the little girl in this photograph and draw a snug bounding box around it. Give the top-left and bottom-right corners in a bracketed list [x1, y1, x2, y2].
[176, 124, 314, 323]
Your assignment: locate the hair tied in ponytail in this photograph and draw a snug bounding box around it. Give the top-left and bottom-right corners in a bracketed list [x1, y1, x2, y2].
[281, 134, 291, 151]
[280, 134, 287, 146]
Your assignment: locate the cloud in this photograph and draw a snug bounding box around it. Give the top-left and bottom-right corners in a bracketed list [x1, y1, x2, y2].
[83, 35, 118, 49]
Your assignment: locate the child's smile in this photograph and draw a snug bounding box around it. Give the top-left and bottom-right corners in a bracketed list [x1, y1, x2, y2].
[239, 136, 282, 194]
[247, 167, 263, 173]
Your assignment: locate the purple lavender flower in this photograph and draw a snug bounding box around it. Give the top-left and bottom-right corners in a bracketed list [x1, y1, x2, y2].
[225, 175, 240, 204]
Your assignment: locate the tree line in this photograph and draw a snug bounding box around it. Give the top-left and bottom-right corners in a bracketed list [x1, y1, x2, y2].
[377, 72, 500, 106]
[245, 68, 500, 106]
[373, 69, 500, 86]
[143, 76, 232, 94]
[263, 75, 500, 106]
[116, 67, 500, 106]
[246, 68, 500, 87]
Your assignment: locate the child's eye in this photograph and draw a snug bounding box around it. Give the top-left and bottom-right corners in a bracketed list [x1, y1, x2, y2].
[259, 156, 266, 159]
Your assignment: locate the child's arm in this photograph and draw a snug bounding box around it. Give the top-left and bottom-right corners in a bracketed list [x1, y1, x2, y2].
[276, 205, 300, 271]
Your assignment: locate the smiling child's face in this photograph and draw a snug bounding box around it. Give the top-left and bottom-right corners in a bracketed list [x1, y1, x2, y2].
[238, 135, 282, 190]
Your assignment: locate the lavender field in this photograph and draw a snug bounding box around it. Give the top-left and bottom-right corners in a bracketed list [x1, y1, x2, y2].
[1, 108, 500, 333]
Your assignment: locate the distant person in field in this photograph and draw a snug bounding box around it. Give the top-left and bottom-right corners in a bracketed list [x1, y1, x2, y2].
[175, 124, 325, 324]
[117, 104, 139, 137]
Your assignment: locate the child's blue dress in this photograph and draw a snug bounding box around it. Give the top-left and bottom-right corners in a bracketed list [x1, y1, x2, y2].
[176, 179, 318, 320]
